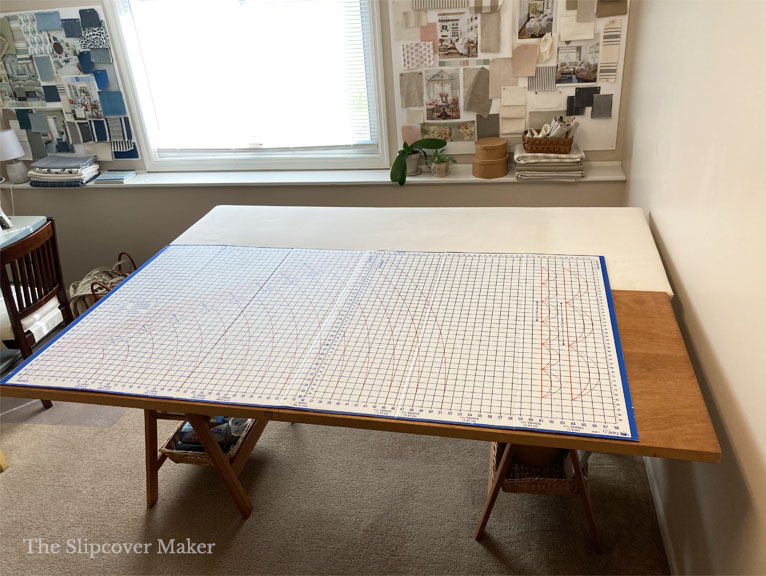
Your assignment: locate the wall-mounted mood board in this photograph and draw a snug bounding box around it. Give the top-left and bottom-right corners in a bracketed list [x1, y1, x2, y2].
[390, 0, 629, 154]
[0, 6, 139, 163]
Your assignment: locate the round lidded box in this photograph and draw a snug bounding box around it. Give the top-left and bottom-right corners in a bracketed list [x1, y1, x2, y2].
[472, 154, 509, 179]
[474, 137, 508, 160]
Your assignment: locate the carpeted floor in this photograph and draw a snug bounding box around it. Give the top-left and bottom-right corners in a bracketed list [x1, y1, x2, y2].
[0, 404, 669, 575]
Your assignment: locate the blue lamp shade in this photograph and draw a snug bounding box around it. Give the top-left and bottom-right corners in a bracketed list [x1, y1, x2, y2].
[0, 129, 25, 162]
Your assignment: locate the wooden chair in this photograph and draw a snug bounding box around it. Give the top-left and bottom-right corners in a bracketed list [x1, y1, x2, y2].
[476, 443, 601, 551]
[0, 218, 74, 408]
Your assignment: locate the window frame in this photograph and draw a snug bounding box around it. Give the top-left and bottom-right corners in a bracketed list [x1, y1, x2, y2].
[104, 0, 390, 172]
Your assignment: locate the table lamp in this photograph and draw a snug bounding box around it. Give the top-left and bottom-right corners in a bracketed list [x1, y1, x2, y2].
[0, 129, 28, 184]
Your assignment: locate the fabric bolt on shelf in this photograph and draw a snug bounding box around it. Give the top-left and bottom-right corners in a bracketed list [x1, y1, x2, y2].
[528, 65, 556, 92]
[513, 142, 584, 164]
[576, 0, 597, 22]
[61, 18, 82, 38]
[500, 105, 525, 119]
[33, 55, 55, 82]
[501, 85, 526, 106]
[597, 0, 628, 17]
[477, 113, 500, 138]
[488, 58, 515, 99]
[399, 71, 424, 108]
[591, 93, 613, 118]
[465, 67, 491, 118]
[515, 172, 583, 181]
[511, 44, 539, 77]
[574, 86, 601, 107]
[480, 11, 501, 53]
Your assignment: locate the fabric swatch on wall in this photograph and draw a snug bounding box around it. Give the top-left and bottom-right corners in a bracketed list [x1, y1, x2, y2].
[501, 85, 526, 106]
[488, 58, 515, 99]
[66, 121, 82, 144]
[35, 11, 62, 31]
[99, 91, 127, 116]
[90, 119, 109, 141]
[528, 109, 567, 130]
[476, 113, 500, 138]
[29, 112, 50, 132]
[469, 0, 503, 13]
[79, 9, 101, 29]
[81, 24, 109, 50]
[576, 0, 597, 22]
[500, 117, 525, 135]
[574, 86, 600, 107]
[77, 50, 95, 73]
[33, 55, 55, 82]
[479, 11, 501, 53]
[527, 66, 556, 92]
[89, 48, 112, 63]
[463, 67, 481, 103]
[598, 19, 622, 82]
[402, 124, 421, 145]
[596, 0, 628, 17]
[591, 93, 612, 118]
[538, 32, 554, 62]
[27, 131, 47, 159]
[0, 18, 16, 55]
[84, 141, 113, 160]
[403, 10, 429, 28]
[113, 144, 139, 159]
[419, 23, 438, 53]
[15, 109, 33, 130]
[558, 1, 594, 41]
[42, 84, 61, 102]
[406, 109, 425, 124]
[106, 117, 133, 141]
[400, 71, 424, 107]
[511, 45, 538, 77]
[402, 42, 434, 69]
[61, 18, 82, 38]
[465, 67, 491, 118]
[93, 68, 109, 90]
[532, 91, 566, 109]
[500, 105, 525, 119]
[566, 95, 585, 115]
[566, 0, 578, 9]
[77, 121, 93, 143]
[413, 0, 468, 10]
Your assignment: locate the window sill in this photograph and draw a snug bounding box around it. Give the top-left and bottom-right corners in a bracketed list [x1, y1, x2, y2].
[1, 161, 624, 188]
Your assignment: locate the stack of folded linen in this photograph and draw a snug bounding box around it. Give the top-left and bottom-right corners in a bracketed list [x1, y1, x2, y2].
[28, 155, 99, 187]
[513, 143, 585, 182]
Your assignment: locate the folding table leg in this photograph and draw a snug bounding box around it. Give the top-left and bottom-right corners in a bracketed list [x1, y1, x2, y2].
[144, 409, 160, 508]
[570, 449, 601, 552]
[475, 443, 514, 540]
[187, 413, 253, 519]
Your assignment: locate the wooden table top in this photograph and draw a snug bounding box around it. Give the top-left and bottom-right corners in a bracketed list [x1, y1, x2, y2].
[0, 290, 721, 463]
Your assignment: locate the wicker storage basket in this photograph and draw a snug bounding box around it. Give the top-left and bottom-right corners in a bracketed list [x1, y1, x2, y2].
[160, 418, 256, 466]
[491, 442, 585, 494]
[522, 133, 574, 154]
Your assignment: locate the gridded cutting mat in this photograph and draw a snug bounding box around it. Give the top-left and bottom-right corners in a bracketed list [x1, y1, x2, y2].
[2, 245, 636, 440]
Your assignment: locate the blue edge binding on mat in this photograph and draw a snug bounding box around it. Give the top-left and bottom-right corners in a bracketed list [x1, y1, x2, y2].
[1, 246, 639, 442]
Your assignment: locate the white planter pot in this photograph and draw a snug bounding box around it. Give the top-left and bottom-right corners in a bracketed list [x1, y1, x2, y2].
[405, 153, 421, 176]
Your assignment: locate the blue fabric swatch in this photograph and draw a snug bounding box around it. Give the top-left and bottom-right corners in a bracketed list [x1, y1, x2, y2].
[124, 117, 133, 141]
[78, 51, 95, 73]
[77, 122, 93, 143]
[43, 85, 61, 102]
[90, 119, 108, 142]
[93, 68, 109, 90]
[79, 9, 101, 29]
[33, 55, 55, 82]
[62, 18, 82, 37]
[99, 91, 127, 116]
[15, 109, 33, 130]
[36, 11, 62, 31]
[29, 113, 50, 133]
[113, 146, 139, 159]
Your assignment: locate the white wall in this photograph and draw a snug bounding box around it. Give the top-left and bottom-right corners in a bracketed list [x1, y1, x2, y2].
[622, 1, 766, 573]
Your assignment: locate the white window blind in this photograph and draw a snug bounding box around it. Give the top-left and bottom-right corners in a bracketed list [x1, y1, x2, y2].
[111, 0, 386, 170]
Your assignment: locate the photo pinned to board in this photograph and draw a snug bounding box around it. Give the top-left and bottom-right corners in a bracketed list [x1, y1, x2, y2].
[556, 36, 599, 84]
[425, 68, 461, 120]
[517, 0, 554, 40]
[437, 11, 479, 59]
[63, 75, 103, 119]
[421, 120, 476, 142]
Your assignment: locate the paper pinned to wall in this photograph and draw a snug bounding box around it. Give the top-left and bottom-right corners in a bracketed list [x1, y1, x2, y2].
[558, 0, 595, 41]
[511, 44, 538, 77]
[598, 19, 622, 82]
[501, 85, 526, 105]
[479, 10, 501, 52]
[464, 66, 491, 118]
[488, 57, 515, 99]
[399, 71, 424, 108]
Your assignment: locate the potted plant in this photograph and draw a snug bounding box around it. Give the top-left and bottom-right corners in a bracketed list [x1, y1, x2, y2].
[390, 138, 446, 185]
[429, 147, 456, 178]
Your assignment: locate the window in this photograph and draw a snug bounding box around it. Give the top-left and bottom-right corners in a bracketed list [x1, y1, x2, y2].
[109, 0, 387, 170]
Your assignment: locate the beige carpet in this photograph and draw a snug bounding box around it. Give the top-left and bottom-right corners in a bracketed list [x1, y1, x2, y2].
[0, 406, 669, 575]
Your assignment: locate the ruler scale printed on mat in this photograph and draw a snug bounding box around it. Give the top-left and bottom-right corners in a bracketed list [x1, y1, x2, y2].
[2, 246, 636, 440]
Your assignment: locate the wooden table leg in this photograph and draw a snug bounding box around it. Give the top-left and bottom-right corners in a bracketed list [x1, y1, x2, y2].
[187, 413, 253, 519]
[144, 409, 160, 508]
[476, 443, 514, 541]
[0, 449, 7, 472]
[231, 419, 268, 476]
[570, 450, 602, 552]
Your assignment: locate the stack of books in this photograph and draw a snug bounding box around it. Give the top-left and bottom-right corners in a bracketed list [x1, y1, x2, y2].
[94, 170, 137, 184]
[513, 143, 585, 182]
[28, 155, 99, 187]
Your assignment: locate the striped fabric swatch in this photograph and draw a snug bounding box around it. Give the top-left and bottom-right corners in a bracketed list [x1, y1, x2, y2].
[111, 141, 135, 152]
[598, 19, 622, 82]
[403, 11, 428, 28]
[469, 0, 503, 13]
[66, 121, 82, 145]
[527, 65, 556, 92]
[412, 0, 467, 10]
[106, 117, 133, 141]
[89, 119, 109, 142]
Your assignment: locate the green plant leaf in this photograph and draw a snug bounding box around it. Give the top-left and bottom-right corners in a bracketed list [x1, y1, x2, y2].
[410, 138, 447, 150]
[390, 149, 409, 185]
